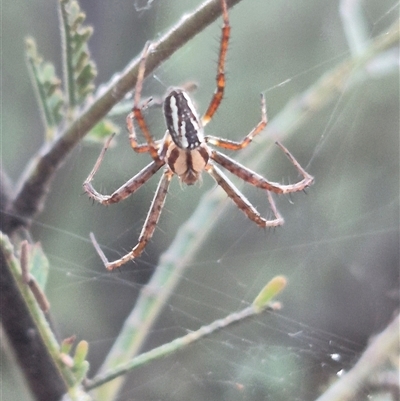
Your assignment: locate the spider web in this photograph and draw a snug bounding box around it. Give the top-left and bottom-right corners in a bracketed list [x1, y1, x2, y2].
[2, 0, 399, 400]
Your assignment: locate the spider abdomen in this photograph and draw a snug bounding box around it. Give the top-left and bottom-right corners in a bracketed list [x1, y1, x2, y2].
[164, 89, 204, 150]
[166, 144, 210, 185]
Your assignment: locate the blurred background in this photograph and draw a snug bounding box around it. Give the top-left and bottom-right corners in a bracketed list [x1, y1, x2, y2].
[2, 0, 399, 400]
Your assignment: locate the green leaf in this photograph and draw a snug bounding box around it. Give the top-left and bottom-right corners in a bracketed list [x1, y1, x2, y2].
[28, 242, 50, 291]
[74, 340, 89, 366]
[25, 37, 65, 140]
[252, 275, 287, 313]
[85, 119, 120, 144]
[72, 341, 90, 383]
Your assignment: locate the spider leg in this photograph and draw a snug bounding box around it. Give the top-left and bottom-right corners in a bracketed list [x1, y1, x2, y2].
[84, 132, 116, 186]
[84, 161, 163, 205]
[211, 146, 314, 194]
[201, 0, 230, 126]
[274, 141, 314, 192]
[126, 112, 162, 154]
[91, 169, 173, 270]
[205, 94, 267, 150]
[211, 150, 284, 194]
[206, 163, 284, 228]
[129, 41, 159, 160]
[83, 132, 165, 205]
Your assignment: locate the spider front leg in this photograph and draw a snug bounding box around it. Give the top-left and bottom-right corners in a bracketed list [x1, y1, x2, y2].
[206, 94, 267, 150]
[128, 41, 159, 160]
[202, 0, 230, 126]
[126, 110, 160, 155]
[91, 169, 173, 270]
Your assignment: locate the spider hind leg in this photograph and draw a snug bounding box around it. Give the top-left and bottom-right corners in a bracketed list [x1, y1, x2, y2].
[90, 170, 173, 271]
[206, 164, 284, 228]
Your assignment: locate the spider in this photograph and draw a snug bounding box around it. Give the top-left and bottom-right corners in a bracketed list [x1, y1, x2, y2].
[83, 0, 314, 271]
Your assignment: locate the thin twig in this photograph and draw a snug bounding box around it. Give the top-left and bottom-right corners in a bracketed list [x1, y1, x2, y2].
[89, 309, 259, 389]
[87, 304, 278, 391]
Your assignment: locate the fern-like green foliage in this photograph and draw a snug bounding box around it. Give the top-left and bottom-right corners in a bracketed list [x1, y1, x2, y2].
[25, 0, 117, 143]
[25, 38, 64, 140]
[59, 0, 97, 110]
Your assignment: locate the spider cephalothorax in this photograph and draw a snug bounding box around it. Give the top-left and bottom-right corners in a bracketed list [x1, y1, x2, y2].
[83, 0, 314, 270]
